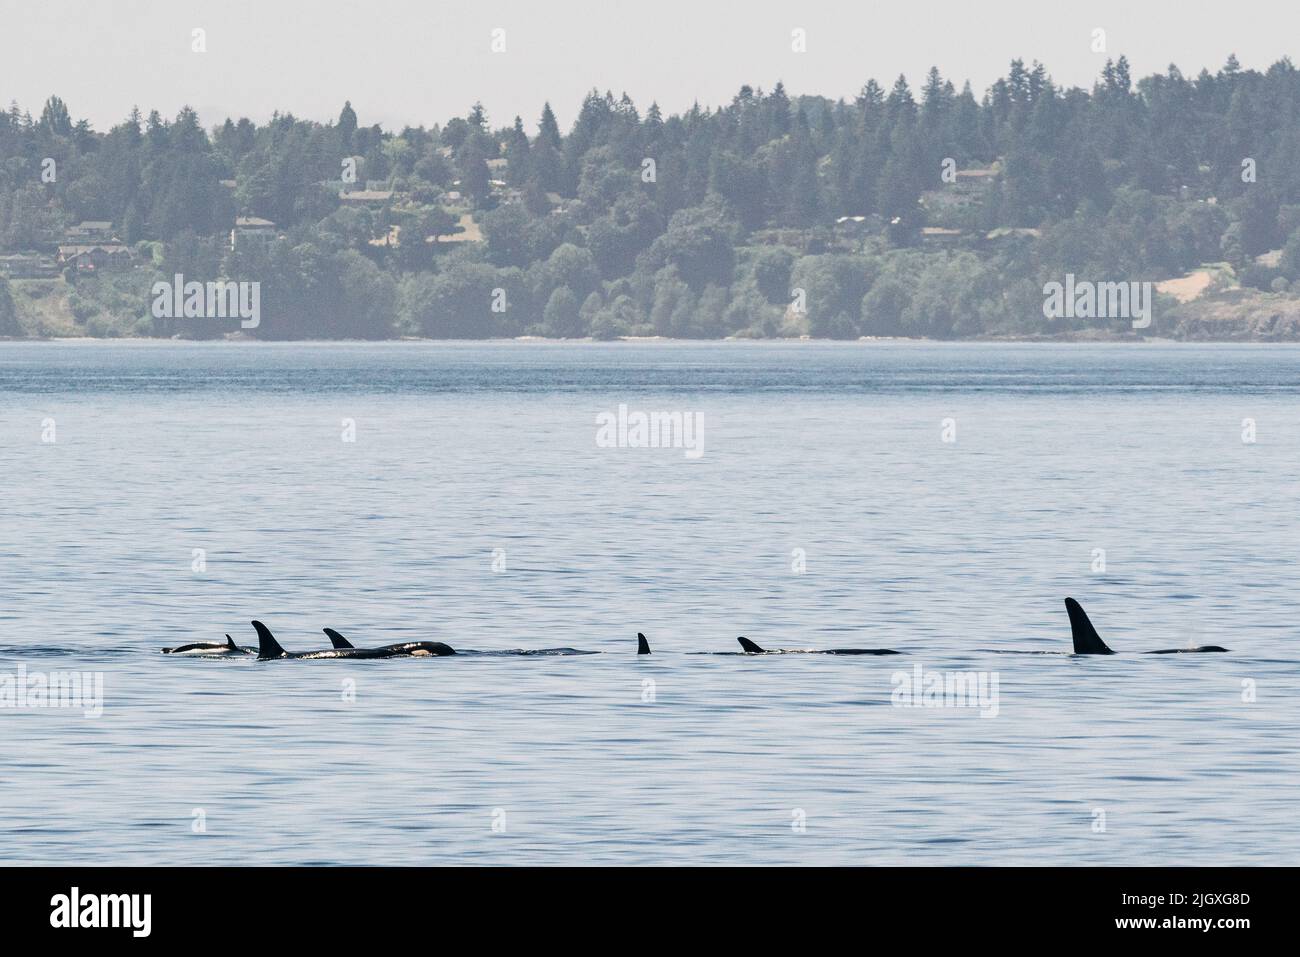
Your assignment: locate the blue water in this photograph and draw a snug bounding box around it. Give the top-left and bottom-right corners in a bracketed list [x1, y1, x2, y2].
[0, 340, 1296, 865]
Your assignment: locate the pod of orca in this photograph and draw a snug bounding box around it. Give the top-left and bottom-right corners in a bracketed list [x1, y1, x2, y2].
[160, 597, 1230, 659]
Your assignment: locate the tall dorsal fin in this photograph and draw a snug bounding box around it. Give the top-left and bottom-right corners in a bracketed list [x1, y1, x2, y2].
[226, 634, 238, 651]
[323, 628, 354, 649]
[1065, 598, 1114, 654]
[637, 633, 651, 655]
[737, 636, 765, 653]
[252, 621, 287, 660]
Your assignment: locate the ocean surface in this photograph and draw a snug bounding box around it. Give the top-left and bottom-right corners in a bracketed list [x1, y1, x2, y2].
[0, 339, 1296, 865]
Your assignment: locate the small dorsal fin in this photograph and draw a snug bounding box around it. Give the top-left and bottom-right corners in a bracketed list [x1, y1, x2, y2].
[323, 628, 354, 649]
[226, 634, 238, 651]
[1065, 598, 1115, 654]
[252, 621, 287, 660]
[737, 636, 765, 653]
[637, 633, 651, 655]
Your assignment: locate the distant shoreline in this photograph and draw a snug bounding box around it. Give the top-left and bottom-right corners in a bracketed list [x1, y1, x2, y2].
[0, 333, 1266, 345]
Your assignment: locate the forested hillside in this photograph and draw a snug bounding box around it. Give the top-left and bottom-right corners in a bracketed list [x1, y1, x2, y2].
[4, 54, 1300, 339]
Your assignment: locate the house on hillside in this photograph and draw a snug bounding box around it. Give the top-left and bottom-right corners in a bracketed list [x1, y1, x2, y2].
[338, 189, 395, 208]
[750, 227, 809, 247]
[65, 221, 116, 242]
[921, 160, 1001, 225]
[920, 226, 966, 246]
[954, 163, 1000, 188]
[984, 227, 1041, 244]
[834, 214, 870, 236]
[56, 243, 133, 272]
[230, 216, 277, 250]
[0, 252, 57, 278]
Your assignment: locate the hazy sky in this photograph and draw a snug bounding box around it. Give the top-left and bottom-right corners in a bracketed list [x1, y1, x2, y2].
[2, 0, 1295, 133]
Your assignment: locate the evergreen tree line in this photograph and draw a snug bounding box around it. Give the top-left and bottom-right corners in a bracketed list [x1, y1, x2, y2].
[4, 54, 1300, 339]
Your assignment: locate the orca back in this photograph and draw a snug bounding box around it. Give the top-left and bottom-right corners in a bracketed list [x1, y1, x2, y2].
[399, 641, 455, 657]
[253, 621, 288, 659]
[323, 628, 354, 649]
[1064, 598, 1114, 654]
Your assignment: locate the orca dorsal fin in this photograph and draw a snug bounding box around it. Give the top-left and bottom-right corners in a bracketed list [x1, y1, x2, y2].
[323, 628, 354, 649]
[738, 636, 765, 654]
[637, 633, 651, 655]
[226, 634, 238, 651]
[1065, 598, 1114, 654]
[252, 621, 287, 660]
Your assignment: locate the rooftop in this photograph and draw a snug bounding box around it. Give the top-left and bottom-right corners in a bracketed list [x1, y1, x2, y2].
[58, 243, 129, 253]
[339, 189, 395, 202]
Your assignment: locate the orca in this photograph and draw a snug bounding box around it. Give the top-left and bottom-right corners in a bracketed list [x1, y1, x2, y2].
[736, 636, 901, 655]
[1065, 598, 1228, 654]
[323, 628, 354, 649]
[254, 622, 455, 660]
[324, 626, 465, 657]
[162, 634, 253, 656]
[637, 633, 651, 655]
[258, 624, 594, 659]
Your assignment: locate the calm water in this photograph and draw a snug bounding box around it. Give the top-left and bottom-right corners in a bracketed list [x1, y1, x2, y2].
[1, 340, 1297, 865]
